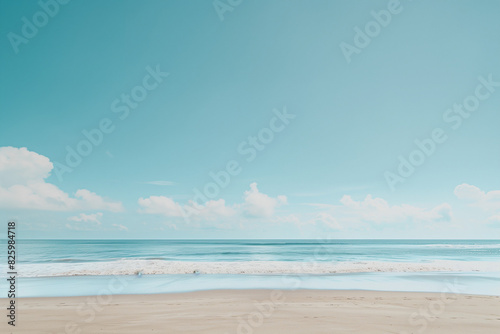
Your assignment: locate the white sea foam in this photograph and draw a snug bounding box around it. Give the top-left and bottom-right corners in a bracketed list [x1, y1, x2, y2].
[419, 244, 500, 249]
[12, 259, 500, 278]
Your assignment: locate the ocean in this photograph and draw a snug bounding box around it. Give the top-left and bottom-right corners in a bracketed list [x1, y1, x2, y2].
[1, 239, 499, 297]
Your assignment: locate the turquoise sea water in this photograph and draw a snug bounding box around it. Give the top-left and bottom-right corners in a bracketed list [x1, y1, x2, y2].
[13, 239, 500, 263]
[1, 239, 499, 297]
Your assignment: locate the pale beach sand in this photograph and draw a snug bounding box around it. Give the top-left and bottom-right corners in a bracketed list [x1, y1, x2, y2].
[2, 290, 499, 333]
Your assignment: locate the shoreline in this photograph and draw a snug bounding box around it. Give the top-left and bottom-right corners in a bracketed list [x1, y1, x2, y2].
[4, 287, 500, 299]
[2, 290, 499, 333]
[13, 271, 500, 298]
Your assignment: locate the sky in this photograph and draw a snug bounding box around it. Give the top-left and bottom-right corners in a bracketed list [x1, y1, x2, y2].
[0, 0, 499, 239]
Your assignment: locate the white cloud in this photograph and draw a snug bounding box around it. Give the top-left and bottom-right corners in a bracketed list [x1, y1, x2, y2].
[137, 183, 453, 231]
[189, 199, 235, 220]
[454, 183, 500, 211]
[0, 146, 52, 187]
[66, 213, 103, 231]
[488, 214, 500, 222]
[313, 212, 342, 230]
[0, 147, 123, 212]
[270, 214, 301, 225]
[112, 223, 128, 231]
[164, 222, 178, 230]
[65, 223, 84, 231]
[243, 182, 287, 217]
[138, 195, 236, 222]
[74, 189, 123, 212]
[334, 194, 452, 225]
[487, 215, 500, 228]
[138, 182, 285, 222]
[138, 196, 184, 217]
[68, 212, 103, 223]
[144, 181, 176, 186]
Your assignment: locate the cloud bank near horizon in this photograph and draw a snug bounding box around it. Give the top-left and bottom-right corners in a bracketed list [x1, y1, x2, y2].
[1, 147, 498, 234]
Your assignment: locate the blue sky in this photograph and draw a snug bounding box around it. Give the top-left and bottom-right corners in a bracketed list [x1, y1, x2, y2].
[1, 0, 499, 239]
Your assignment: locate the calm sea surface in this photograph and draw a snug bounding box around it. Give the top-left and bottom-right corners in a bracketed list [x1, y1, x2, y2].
[14, 239, 500, 263]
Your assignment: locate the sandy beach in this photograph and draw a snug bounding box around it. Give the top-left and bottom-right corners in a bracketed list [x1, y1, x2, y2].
[3, 290, 499, 333]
